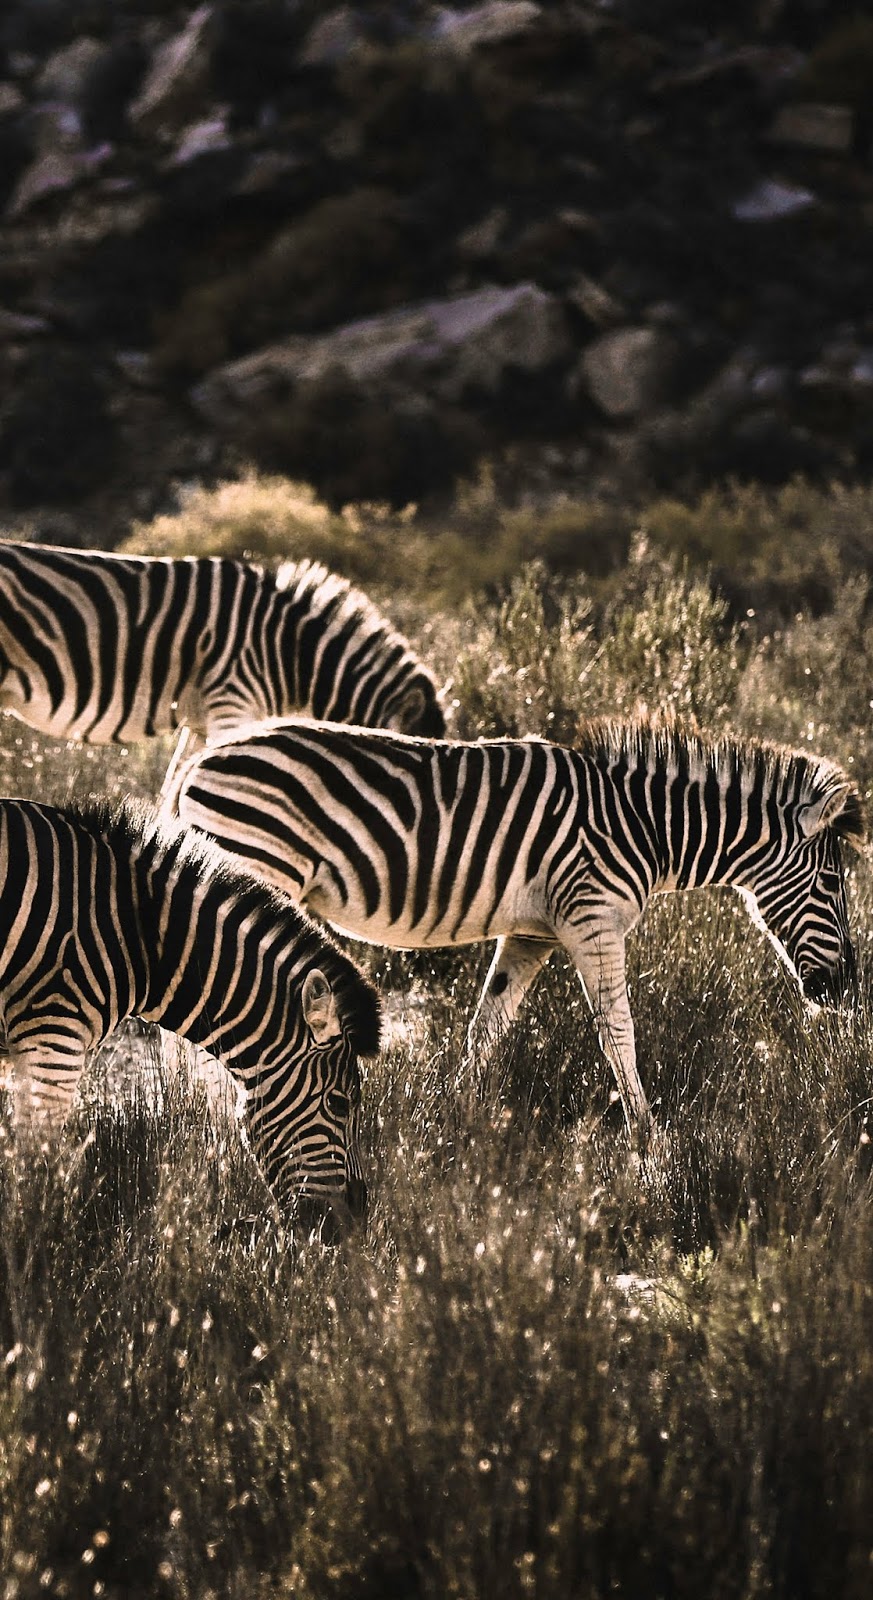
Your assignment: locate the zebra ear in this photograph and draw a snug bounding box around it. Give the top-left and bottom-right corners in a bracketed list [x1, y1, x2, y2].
[302, 969, 342, 1044]
[798, 782, 855, 840]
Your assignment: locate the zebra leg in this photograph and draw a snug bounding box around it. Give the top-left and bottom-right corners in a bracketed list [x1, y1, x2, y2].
[160, 725, 201, 802]
[5, 1045, 84, 1145]
[562, 928, 651, 1134]
[465, 935, 557, 1059]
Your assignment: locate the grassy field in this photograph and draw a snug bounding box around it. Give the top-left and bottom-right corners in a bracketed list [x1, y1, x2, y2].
[1, 478, 872, 1598]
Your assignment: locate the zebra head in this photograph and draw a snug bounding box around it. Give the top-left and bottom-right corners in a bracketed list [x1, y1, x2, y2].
[739, 764, 865, 1007]
[248, 965, 381, 1240]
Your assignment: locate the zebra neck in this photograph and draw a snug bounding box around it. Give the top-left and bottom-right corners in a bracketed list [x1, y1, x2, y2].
[659, 758, 775, 893]
[137, 852, 261, 1064]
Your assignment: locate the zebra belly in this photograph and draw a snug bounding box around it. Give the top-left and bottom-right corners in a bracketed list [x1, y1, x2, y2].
[0, 676, 184, 743]
[305, 877, 551, 952]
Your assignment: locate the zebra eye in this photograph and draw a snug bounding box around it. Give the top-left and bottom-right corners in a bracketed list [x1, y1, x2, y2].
[325, 1089, 351, 1121]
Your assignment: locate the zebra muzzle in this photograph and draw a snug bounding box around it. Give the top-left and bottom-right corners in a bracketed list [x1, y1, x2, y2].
[802, 944, 858, 1008]
[295, 1179, 369, 1242]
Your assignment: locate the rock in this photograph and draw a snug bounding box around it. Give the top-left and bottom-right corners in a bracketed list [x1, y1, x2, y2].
[731, 179, 816, 221]
[456, 206, 509, 260]
[232, 148, 307, 198]
[191, 282, 570, 430]
[767, 102, 854, 154]
[850, 351, 873, 387]
[0, 307, 50, 339]
[7, 146, 110, 217]
[24, 99, 85, 153]
[0, 83, 25, 116]
[129, 5, 215, 139]
[167, 113, 231, 167]
[566, 275, 625, 330]
[299, 7, 366, 68]
[432, 2, 541, 53]
[35, 37, 108, 104]
[114, 350, 158, 388]
[577, 326, 680, 418]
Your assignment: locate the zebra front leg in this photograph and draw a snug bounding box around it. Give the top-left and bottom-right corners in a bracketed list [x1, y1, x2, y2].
[160, 724, 201, 803]
[465, 935, 557, 1064]
[562, 928, 652, 1138]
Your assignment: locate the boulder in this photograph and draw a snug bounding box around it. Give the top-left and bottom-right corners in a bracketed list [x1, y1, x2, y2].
[577, 326, 680, 419]
[7, 143, 110, 217]
[191, 282, 571, 428]
[129, 6, 215, 139]
[731, 178, 816, 221]
[299, 7, 367, 68]
[431, 2, 541, 53]
[767, 102, 854, 153]
[35, 36, 108, 104]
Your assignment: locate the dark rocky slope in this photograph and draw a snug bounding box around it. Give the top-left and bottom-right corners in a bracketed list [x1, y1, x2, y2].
[1, 1, 871, 537]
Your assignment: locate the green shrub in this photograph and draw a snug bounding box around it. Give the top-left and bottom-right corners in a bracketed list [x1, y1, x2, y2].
[452, 549, 744, 739]
[123, 470, 873, 626]
[736, 575, 873, 790]
[452, 561, 597, 740]
[641, 479, 873, 617]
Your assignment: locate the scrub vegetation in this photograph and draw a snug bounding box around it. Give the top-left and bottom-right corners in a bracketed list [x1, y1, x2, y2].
[2, 472, 872, 1599]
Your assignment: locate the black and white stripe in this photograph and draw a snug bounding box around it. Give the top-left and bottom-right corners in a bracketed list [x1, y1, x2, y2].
[0, 542, 444, 750]
[0, 797, 380, 1220]
[168, 716, 864, 1132]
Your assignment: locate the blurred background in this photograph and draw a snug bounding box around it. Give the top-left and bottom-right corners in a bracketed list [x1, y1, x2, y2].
[1, 0, 871, 543]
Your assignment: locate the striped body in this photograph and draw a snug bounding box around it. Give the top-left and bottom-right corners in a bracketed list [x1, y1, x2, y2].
[169, 718, 864, 1133]
[0, 798, 380, 1220]
[0, 542, 443, 747]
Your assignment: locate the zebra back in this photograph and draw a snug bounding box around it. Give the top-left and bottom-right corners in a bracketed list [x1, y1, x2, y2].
[0, 542, 443, 744]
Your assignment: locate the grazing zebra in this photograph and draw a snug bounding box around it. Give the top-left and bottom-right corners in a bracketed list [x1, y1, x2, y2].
[0, 797, 381, 1224]
[167, 715, 864, 1135]
[0, 542, 444, 761]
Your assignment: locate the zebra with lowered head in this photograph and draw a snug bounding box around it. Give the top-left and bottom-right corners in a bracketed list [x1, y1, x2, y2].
[0, 542, 444, 777]
[0, 797, 381, 1227]
[167, 714, 864, 1138]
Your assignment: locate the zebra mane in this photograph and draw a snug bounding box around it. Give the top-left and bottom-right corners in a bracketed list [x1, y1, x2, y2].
[273, 558, 421, 657]
[63, 797, 382, 1055]
[574, 714, 867, 848]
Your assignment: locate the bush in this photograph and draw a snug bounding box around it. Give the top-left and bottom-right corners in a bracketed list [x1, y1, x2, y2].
[640, 478, 873, 619]
[453, 548, 744, 740]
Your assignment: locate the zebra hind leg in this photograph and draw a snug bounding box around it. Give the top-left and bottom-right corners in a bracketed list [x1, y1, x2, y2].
[4, 1044, 85, 1154]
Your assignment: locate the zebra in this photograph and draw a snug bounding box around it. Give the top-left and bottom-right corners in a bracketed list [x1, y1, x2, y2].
[0, 541, 444, 779]
[0, 796, 381, 1226]
[166, 715, 864, 1136]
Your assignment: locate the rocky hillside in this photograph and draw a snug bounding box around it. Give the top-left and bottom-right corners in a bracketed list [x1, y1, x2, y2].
[1, 1, 872, 539]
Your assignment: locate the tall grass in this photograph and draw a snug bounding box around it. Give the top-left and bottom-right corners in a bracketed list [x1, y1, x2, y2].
[2, 477, 873, 1596]
[1, 963, 871, 1599]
